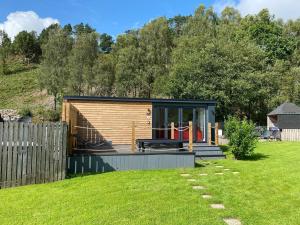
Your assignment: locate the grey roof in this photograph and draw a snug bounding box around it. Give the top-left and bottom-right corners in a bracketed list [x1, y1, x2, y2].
[268, 102, 300, 115]
[63, 96, 216, 105]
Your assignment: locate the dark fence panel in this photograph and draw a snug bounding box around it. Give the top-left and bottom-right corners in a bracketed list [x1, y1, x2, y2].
[67, 152, 195, 174]
[0, 122, 68, 189]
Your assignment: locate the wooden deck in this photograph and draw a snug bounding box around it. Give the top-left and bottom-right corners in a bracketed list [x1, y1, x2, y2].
[68, 145, 194, 174]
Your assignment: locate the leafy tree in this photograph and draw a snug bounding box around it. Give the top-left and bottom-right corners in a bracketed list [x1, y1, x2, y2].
[38, 24, 60, 46]
[13, 31, 41, 63]
[241, 9, 295, 63]
[93, 53, 115, 96]
[68, 32, 99, 95]
[139, 17, 173, 97]
[39, 27, 72, 110]
[99, 33, 114, 53]
[73, 23, 95, 36]
[0, 30, 11, 75]
[168, 15, 190, 36]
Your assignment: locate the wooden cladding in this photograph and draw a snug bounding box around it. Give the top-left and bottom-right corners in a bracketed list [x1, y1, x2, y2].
[0, 122, 68, 189]
[64, 101, 152, 145]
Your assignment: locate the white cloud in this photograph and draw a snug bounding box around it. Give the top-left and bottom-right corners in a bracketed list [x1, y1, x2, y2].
[214, 0, 300, 20]
[0, 11, 59, 40]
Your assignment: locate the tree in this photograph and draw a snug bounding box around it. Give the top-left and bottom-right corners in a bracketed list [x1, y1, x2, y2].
[39, 27, 72, 110]
[0, 30, 11, 75]
[93, 53, 115, 96]
[13, 31, 41, 63]
[99, 33, 114, 53]
[73, 23, 95, 36]
[241, 9, 295, 63]
[68, 32, 99, 95]
[139, 17, 173, 97]
[38, 24, 60, 46]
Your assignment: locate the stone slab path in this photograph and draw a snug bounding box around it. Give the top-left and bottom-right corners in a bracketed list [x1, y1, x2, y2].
[223, 218, 242, 225]
[192, 185, 205, 190]
[210, 204, 225, 209]
[202, 194, 212, 199]
[180, 173, 191, 177]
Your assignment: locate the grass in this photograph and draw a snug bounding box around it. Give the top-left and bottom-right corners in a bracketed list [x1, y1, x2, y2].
[1, 142, 300, 225]
[0, 67, 40, 109]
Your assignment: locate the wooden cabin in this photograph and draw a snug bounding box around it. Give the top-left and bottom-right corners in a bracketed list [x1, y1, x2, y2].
[62, 96, 217, 151]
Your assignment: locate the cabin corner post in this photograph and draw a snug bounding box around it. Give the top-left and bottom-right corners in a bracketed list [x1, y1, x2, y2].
[188, 121, 193, 152]
[131, 121, 136, 152]
[215, 122, 219, 146]
[171, 122, 175, 140]
[208, 122, 212, 146]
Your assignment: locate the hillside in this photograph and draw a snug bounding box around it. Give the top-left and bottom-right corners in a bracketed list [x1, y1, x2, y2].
[0, 64, 54, 120]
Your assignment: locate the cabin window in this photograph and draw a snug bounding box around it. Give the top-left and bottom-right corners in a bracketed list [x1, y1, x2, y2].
[153, 105, 207, 142]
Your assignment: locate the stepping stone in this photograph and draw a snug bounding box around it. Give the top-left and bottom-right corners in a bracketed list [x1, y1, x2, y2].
[187, 179, 196, 182]
[192, 186, 205, 190]
[224, 169, 230, 171]
[232, 172, 240, 175]
[202, 194, 212, 199]
[199, 173, 208, 176]
[215, 172, 224, 175]
[210, 204, 225, 209]
[215, 165, 224, 168]
[223, 218, 242, 225]
[181, 174, 191, 177]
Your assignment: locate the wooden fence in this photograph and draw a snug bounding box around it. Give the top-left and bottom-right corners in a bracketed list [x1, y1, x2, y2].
[281, 129, 300, 141]
[0, 122, 68, 188]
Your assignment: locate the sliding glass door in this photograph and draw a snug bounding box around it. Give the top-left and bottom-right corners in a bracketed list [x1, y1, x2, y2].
[153, 106, 206, 142]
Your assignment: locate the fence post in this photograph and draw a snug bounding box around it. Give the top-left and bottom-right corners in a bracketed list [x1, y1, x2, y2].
[171, 122, 175, 140]
[215, 122, 219, 146]
[188, 121, 193, 152]
[131, 121, 136, 152]
[208, 122, 212, 146]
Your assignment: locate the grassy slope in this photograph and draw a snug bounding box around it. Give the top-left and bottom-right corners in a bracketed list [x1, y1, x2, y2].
[0, 142, 300, 225]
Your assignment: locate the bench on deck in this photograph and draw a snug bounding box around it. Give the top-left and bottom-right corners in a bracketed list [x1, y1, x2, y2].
[136, 139, 184, 152]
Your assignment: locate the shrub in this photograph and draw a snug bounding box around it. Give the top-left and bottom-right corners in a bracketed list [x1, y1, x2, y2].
[224, 116, 258, 159]
[18, 107, 32, 117]
[33, 107, 60, 122]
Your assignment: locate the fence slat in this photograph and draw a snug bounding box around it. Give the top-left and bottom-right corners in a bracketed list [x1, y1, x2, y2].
[1, 123, 8, 188]
[6, 123, 14, 187]
[62, 123, 67, 180]
[26, 124, 33, 184]
[21, 124, 28, 186]
[11, 123, 19, 187]
[41, 124, 47, 183]
[53, 123, 59, 181]
[57, 123, 64, 180]
[0, 123, 3, 188]
[49, 123, 54, 182]
[16, 123, 24, 186]
[31, 124, 38, 184]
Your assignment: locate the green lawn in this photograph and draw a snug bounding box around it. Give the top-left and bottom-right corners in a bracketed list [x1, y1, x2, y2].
[1, 142, 300, 225]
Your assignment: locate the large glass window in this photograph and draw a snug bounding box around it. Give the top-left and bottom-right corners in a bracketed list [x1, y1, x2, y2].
[167, 108, 180, 140]
[153, 107, 166, 139]
[153, 106, 206, 142]
[195, 108, 206, 142]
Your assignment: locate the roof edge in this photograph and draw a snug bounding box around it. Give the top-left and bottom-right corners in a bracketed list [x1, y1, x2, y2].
[63, 96, 217, 104]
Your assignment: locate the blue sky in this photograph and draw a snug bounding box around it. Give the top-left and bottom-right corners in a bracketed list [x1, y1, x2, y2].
[0, 0, 299, 39]
[0, 0, 216, 37]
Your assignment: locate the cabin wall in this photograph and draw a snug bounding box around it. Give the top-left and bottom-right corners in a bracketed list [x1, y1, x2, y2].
[66, 100, 152, 145]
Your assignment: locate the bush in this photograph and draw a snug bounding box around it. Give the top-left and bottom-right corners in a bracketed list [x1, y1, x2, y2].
[33, 107, 60, 122]
[224, 116, 258, 159]
[18, 107, 32, 117]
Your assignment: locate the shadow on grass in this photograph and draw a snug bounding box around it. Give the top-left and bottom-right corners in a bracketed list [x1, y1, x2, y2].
[242, 153, 269, 161]
[195, 162, 207, 168]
